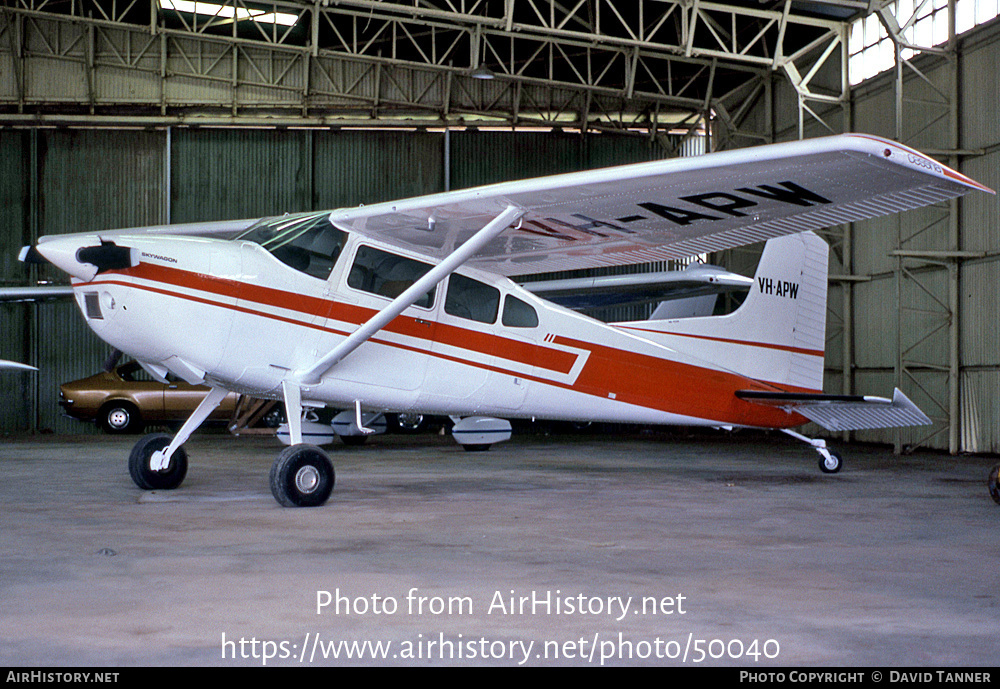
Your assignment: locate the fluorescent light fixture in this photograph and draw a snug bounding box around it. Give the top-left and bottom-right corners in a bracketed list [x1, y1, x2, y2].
[160, 0, 299, 27]
[469, 64, 496, 80]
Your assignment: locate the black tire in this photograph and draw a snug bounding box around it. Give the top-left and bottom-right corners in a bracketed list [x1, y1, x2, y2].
[462, 444, 491, 452]
[269, 444, 335, 508]
[100, 401, 143, 434]
[129, 433, 187, 490]
[341, 435, 368, 446]
[819, 450, 843, 474]
[988, 464, 1000, 506]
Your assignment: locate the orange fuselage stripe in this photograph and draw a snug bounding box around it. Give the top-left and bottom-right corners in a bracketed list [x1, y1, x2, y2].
[617, 325, 825, 358]
[83, 263, 810, 428]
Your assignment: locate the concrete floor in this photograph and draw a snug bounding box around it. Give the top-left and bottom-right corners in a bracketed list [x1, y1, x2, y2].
[1, 426, 997, 667]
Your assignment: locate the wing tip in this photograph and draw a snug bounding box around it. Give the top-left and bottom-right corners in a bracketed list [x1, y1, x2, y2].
[845, 133, 994, 194]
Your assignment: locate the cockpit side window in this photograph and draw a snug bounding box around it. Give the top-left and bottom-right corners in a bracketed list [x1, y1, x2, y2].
[347, 245, 435, 309]
[502, 295, 539, 328]
[445, 274, 500, 324]
[236, 212, 348, 281]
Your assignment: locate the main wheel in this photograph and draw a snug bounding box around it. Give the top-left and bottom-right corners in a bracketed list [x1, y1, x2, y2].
[988, 464, 1000, 506]
[129, 433, 187, 490]
[819, 449, 843, 474]
[100, 401, 143, 434]
[269, 444, 335, 508]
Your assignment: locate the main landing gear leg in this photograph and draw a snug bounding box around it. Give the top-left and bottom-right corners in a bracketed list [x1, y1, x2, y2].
[269, 381, 335, 508]
[782, 428, 843, 474]
[128, 386, 229, 491]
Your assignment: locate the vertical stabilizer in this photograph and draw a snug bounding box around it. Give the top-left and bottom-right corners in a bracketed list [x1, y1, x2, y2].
[614, 231, 829, 391]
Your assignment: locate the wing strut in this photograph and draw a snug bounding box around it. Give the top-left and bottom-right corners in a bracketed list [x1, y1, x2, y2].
[293, 204, 526, 386]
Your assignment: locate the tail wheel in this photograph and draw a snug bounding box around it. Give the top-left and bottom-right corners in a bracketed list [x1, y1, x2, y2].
[988, 465, 1000, 506]
[129, 433, 187, 490]
[818, 450, 842, 474]
[270, 444, 335, 508]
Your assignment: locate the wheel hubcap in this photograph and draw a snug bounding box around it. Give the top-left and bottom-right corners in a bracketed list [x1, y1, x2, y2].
[295, 465, 320, 494]
[109, 409, 129, 428]
[398, 413, 423, 430]
[148, 447, 172, 473]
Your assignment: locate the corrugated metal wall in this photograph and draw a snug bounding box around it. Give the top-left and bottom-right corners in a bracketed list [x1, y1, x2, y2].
[171, 129, 312, 222]
[0, 131, 32, 432]
[844, 19, 1000, 453]
[450, 129, 665, 189]
[1, 126, 665, 434]
[955, 21, 1000, 453]
[313, 130, 444, 208]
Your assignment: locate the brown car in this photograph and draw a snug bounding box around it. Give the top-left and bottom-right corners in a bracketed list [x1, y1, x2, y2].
[59, 360, 239, 434]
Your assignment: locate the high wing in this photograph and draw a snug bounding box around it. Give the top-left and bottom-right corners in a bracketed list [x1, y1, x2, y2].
[328, 133, 991, 276]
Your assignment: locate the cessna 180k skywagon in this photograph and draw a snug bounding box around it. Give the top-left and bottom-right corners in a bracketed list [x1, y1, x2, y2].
[20, 134, 993, 507]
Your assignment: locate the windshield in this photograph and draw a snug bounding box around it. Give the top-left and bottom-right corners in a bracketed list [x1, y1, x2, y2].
[236, 212, 348, 281]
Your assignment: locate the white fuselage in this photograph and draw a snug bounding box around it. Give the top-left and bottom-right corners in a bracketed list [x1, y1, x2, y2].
[54, 229, 806, 430]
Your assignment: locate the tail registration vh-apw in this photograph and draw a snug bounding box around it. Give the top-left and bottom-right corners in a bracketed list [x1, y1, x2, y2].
[20, 134, 993, 507]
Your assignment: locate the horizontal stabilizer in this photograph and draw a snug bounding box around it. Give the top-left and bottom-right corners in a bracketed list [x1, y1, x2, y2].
[735, 388, 931, 431]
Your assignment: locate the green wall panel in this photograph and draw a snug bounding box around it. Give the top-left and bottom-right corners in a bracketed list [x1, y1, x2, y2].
[0, 131, 29, 284]
[450, 130, 585, 189]
[313, 130, 444, 210]
[39, 129, 166, 235]
[170, 128, 312, 223]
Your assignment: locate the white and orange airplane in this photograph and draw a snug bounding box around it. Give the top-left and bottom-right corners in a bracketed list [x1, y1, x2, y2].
[20, 133, 992, 507]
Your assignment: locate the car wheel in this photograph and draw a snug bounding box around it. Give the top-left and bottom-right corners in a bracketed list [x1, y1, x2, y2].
[99, 401, 144, 434]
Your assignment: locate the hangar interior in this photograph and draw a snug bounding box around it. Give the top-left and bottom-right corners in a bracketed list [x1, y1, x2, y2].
[2, 0, 1000, 457]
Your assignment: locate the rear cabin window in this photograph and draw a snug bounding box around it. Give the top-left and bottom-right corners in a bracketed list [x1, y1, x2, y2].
[445, 274, 500, 324]
[502, 295, 539, 328]
[347, 245, 435, 308]
[236, 212, 347, 281]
